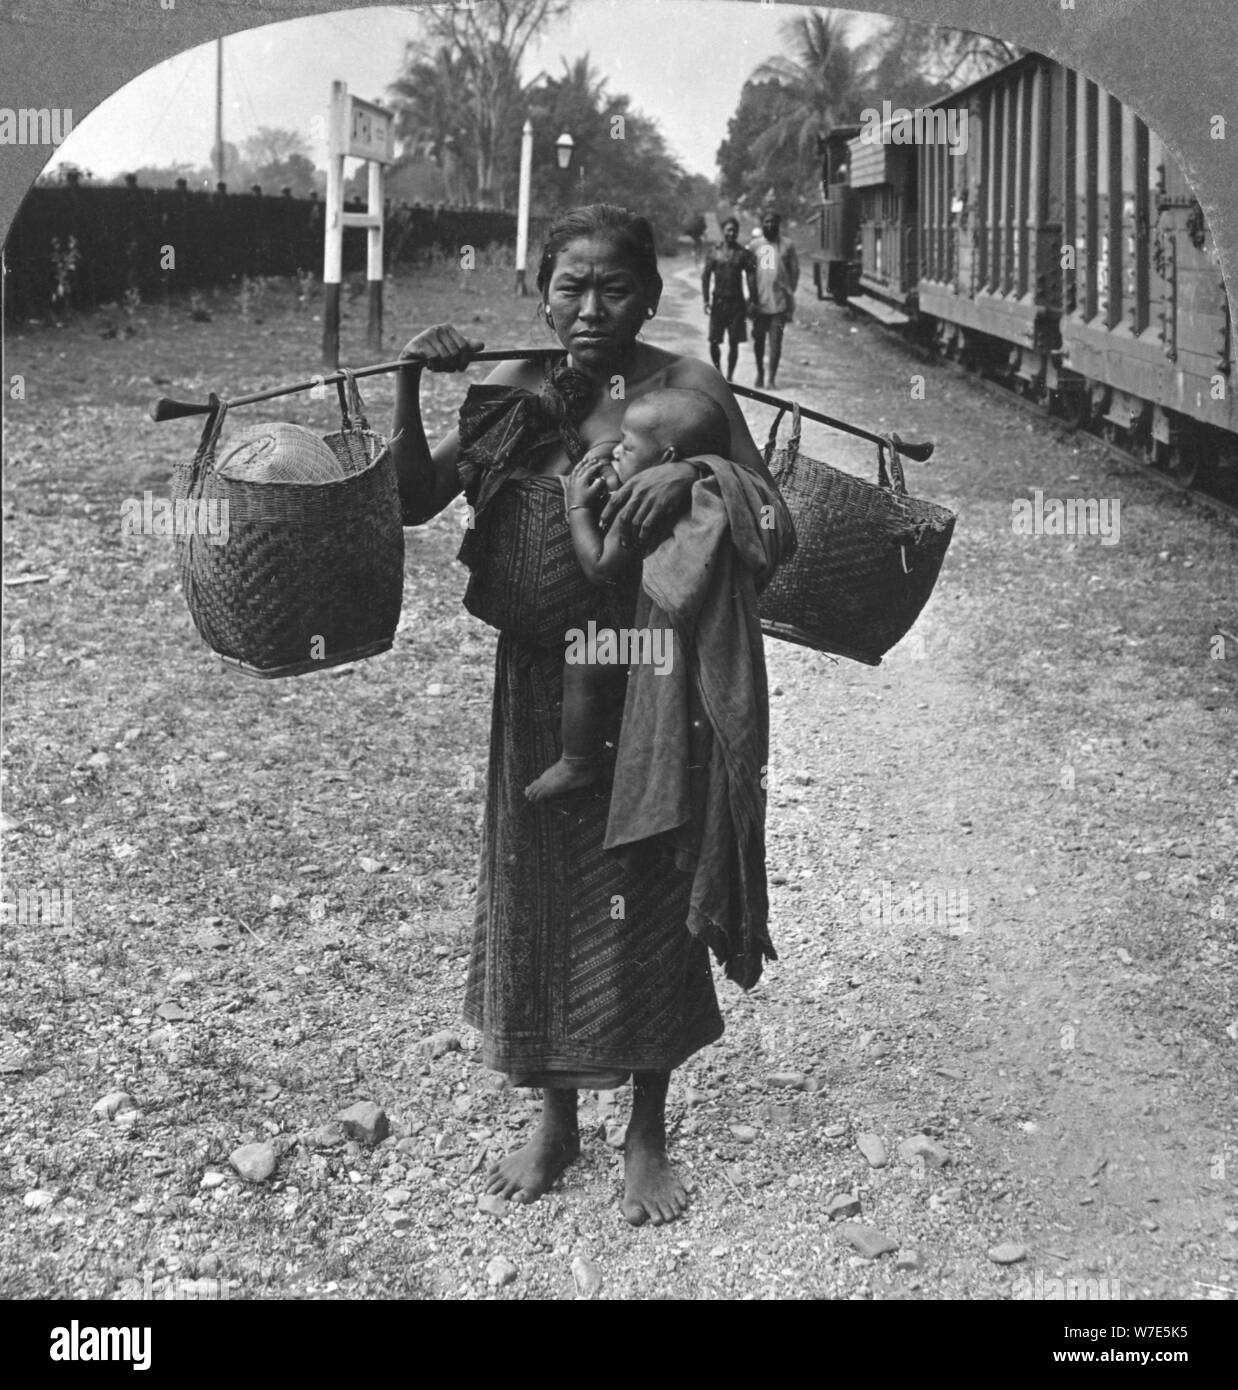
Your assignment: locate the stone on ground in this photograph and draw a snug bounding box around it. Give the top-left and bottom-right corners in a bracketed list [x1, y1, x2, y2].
[230, 1142, 278, 1183]
[826, 1192, 863, 1221]
[987, 1242, 1028, 1265]
[336, 1101, 389, 1145]
[571, 1254, 602, 1297]
[834, 1222, 899, 1258]
[856, 1132, 888, 1168]
[92, 1090, 135, 1119]
[897, 1133, 949, 1168]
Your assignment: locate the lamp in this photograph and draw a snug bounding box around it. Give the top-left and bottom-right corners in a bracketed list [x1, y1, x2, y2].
[555, 132, 575, 171]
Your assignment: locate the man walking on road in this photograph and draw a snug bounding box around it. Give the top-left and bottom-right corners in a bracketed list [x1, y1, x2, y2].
[750, 209, 799, 390]
[701, 215, 756, 382]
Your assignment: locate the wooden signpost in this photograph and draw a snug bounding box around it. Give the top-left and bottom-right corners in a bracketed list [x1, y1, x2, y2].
[322, 81, 394, 369]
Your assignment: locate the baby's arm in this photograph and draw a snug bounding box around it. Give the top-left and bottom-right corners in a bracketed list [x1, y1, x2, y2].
[587, 517, 638, 580]
[566, 458, 630, 584]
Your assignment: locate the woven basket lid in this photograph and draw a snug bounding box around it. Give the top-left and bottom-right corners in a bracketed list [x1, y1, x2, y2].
[216, 421, 347, 484]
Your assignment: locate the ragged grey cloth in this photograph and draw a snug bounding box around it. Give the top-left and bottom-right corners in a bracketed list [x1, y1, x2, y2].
[603, 455, 787, 990]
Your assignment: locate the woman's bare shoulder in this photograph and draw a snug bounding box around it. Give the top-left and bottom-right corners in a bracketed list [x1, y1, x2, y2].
[663, 353, 735, 402]
[629, 345, 723, 394]
[483, 354, 557, 388]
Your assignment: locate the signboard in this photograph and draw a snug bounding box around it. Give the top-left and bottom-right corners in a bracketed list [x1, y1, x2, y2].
[348, 97, 394, 165]
[322, 80, 393, 366]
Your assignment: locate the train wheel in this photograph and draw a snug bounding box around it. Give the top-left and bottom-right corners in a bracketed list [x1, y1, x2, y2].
[1056, 391, 1091, 431]
[1131, 421, 1157, 466]
[1214, 441, 1238, 502]
[1166, 430, 1214, 489]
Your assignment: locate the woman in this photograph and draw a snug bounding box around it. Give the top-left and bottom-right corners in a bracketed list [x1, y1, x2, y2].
[391, 205, 793, 1226]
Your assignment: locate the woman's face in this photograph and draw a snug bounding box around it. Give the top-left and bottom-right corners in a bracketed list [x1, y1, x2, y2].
[544, 235, 658, 371]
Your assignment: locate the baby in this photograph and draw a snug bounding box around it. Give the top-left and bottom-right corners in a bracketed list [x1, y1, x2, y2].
[524, 387, 732, 802]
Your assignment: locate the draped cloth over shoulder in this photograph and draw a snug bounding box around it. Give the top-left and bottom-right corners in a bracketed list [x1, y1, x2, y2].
[454, 360, 639, 648]
[604, 456, 789, 990]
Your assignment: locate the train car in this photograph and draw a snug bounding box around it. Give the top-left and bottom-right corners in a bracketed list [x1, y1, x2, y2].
[808, 125, 860, 303]
[846, 116, 919, 324]
[837, 51, 1236, 489]
[1054, 64, 1236, 483]
[916, 55, 1065, 386]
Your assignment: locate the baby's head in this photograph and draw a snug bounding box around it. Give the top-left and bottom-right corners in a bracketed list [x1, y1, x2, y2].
[611, 388, 731, 483]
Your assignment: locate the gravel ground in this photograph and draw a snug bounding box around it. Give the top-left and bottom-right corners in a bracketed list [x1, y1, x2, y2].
[2, 261, 1235, 1302]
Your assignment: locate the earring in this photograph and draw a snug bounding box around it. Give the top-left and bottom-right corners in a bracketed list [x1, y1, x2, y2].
[646, 307, 656, 319]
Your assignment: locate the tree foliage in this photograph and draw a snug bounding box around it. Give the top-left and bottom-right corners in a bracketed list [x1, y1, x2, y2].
[523, 56, 715, 252]
[388, 0, 570, 208]
[388, 17, 718, 250]
[717, 8, 1022, 216]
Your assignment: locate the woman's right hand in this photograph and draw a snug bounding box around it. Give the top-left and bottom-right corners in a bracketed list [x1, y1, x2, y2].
[400, 324, 485, 373]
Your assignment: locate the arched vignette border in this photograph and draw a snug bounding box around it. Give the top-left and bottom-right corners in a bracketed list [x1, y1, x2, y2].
[0, 0, 1235, 307]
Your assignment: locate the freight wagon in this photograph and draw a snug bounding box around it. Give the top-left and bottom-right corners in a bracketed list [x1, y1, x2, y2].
[835, 53, 1236, 489]
[807, 125, 860, 305]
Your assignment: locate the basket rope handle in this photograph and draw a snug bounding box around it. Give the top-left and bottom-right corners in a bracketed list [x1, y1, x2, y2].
[763, 401, 802, 472]
[335, 368, 370, 433]
[877, 435, 908, 496]
[185, 393, 229, 494]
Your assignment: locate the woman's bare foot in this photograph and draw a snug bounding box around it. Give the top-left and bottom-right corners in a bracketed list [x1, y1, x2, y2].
[622, 1129, 689, 1226]
[484, 1088, 580, 1203]
[620, 1070, 689, 1226]
[524, 756, 599, 802]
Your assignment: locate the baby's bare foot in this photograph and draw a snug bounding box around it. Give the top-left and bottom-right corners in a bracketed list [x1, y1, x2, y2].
[524, 757, 599, 802]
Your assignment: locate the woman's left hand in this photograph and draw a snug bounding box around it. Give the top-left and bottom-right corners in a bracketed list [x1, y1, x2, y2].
[600, 461, 697, 552]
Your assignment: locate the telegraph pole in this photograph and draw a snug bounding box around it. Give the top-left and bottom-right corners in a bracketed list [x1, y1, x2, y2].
[214, 39, 224, 184]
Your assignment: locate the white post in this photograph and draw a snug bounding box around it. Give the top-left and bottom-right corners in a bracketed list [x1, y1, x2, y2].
[514, 117, 533, 296]
[322, 79, 348, 368]
[366, 156, 384, 351]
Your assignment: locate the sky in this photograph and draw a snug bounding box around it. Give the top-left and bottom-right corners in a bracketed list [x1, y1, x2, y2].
[44, 1, 888, 183]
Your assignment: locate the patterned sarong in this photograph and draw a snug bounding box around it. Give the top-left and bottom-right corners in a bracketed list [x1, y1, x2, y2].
[460, 475, 723, 1077]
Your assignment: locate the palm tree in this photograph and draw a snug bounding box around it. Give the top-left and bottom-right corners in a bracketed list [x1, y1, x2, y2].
[388, 43, 470, 202]
[748, 10, 881, 190]
[421, 0, 570, 209]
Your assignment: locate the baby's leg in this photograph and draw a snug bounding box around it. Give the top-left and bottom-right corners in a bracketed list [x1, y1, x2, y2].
[525, 660, 611, 801]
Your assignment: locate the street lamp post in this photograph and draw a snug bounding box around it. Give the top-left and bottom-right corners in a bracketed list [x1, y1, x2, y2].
[514, 119, 534, 295]
[514, 127, 575, 296]
[555, 131, 575, 211]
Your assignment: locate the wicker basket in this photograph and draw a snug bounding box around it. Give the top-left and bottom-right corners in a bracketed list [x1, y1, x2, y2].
[172, 371, 404, 678]
[758, 403, 956, 665]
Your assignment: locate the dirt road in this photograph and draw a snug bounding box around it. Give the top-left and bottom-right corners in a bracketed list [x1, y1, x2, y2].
[646, 260, 1238, 1298]
[3, 261, 1234, 1302]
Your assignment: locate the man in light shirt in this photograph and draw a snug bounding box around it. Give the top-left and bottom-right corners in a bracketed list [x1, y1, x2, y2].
[749, 209, 799, 390]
